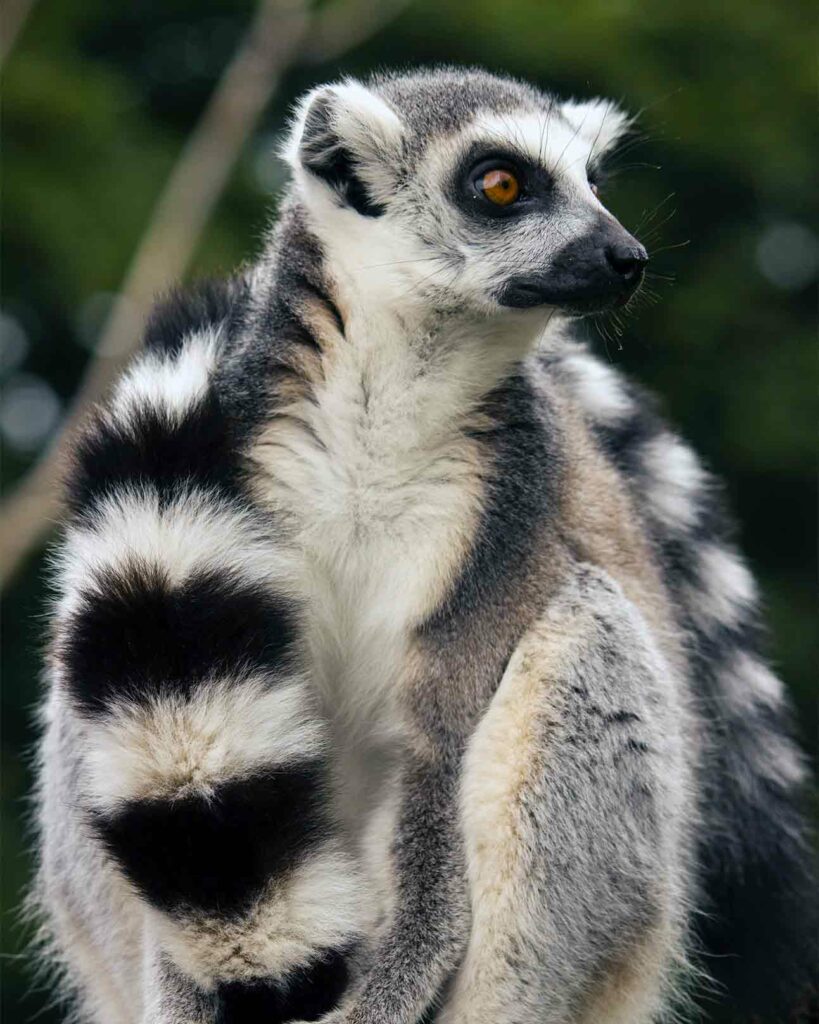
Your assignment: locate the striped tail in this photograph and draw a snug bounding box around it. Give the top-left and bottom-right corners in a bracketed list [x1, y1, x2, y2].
[553, 344, 817, 1021]
[46, 283, 364, 1017]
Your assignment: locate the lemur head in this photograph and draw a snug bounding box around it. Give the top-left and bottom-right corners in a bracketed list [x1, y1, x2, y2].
[283, 67, 646, 321]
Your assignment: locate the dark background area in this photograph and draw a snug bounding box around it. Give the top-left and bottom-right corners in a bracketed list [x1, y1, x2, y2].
[1, 1, 816, 1021]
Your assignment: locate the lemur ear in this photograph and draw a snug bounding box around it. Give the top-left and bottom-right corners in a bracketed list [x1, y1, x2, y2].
[283, 80, 404, 217]
[561, 98, 632, 161]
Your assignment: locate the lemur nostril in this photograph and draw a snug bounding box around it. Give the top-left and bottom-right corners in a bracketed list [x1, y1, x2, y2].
[605, 243, 649, 281]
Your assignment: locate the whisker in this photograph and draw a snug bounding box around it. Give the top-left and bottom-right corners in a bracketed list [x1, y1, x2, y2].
[552, 107, 590, 176]
[648, 239, 691, 256]
[586, 100, 614, 170]
[639, 211, 680, 247]
[592, 314, 616, 361]
[538, 111, 549, 166]
[357, 256, 443, 270]
[630, 86, 685, 123]
[633, 192, 677, 236]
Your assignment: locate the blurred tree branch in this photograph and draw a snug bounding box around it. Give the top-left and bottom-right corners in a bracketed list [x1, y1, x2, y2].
[302, 0, 411, 63]
[0, 0, 410, 588]
[0, 0, 38, 65]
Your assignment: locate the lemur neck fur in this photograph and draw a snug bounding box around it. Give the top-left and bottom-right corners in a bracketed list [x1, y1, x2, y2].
[310, 216, 547, 440]
[252, 210, 549, 710]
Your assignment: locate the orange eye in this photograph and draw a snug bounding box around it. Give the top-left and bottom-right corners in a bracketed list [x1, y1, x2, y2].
[479, 168, 520, 206]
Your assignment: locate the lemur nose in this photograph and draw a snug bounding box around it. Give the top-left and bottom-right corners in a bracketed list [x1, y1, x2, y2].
[605, 242, 649, 282]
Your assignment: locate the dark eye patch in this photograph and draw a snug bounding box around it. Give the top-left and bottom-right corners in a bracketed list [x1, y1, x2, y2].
[450, 142, 556, 222]
[586, 160, 609, 192]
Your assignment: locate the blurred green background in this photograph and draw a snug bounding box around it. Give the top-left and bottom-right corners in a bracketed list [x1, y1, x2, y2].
[1, 1, 815, 1021]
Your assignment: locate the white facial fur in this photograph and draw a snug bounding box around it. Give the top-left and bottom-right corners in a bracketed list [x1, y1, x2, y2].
[283, 78, 632, 322]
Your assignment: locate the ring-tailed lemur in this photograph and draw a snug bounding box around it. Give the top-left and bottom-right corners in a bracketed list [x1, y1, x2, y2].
[33, 68, 815, 1024]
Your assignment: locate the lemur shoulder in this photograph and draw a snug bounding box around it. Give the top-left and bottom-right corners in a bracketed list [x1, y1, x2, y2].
[34, 68, 816, 1024]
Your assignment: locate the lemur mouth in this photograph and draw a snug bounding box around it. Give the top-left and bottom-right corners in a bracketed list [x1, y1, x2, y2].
[498, 275, 644, 316]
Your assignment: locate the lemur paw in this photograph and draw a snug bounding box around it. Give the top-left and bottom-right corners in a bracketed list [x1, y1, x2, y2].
[290, 995, 368, 1024]
[289, 1013, 346, 1024]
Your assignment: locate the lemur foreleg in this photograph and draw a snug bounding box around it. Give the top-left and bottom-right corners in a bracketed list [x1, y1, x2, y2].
[333, 755, 470, 1024]
[324, 565, 690, 1024]
[440, 564, 691, 1024]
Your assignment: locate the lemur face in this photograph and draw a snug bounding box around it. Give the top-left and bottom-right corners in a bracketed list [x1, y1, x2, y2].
[284, 69, 646, 318]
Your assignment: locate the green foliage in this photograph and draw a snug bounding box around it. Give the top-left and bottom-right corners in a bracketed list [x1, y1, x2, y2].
[1, 2, 815, 1021]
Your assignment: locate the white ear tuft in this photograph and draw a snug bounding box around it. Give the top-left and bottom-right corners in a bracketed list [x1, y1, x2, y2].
[281, 79, 404, 215]
[324, 79, 404, 156]
[561, 98, 632, 161]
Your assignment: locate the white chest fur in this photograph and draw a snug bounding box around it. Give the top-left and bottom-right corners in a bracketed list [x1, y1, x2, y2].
[250, 313, 489, 741]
